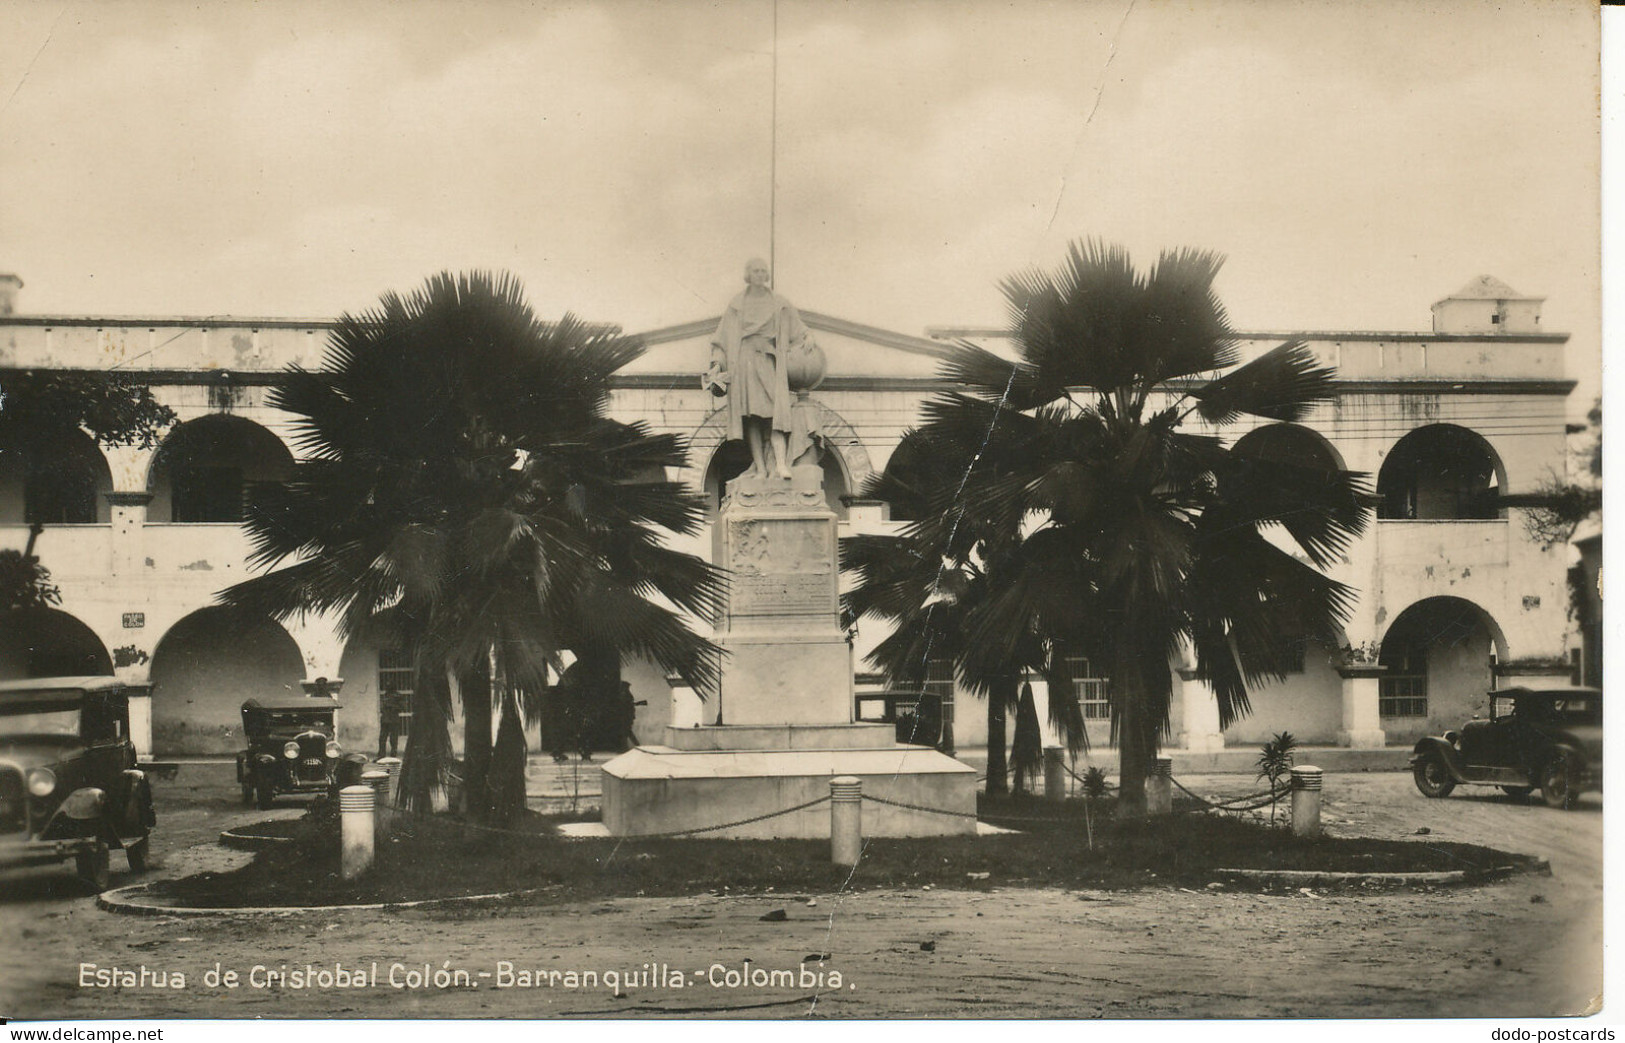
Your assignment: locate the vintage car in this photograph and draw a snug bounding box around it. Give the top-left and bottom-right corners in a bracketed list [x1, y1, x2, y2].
[1411, 684, 1602, 809]
[237, 697, 367, 809]
[0, 677, 156, 891]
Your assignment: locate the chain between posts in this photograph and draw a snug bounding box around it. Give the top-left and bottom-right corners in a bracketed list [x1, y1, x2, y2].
[860, 793, 978, 819]
[366, 772, 1288, 839]
[1168, 776, 1289, 812]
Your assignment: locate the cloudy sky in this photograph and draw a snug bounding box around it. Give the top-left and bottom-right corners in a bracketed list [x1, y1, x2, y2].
[0, 0, 1601, 405]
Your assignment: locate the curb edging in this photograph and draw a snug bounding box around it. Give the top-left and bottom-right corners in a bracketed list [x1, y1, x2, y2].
[1214, 859, 1549, 888]
[96, 883, 556, 917]
[218, 827, 297, 851]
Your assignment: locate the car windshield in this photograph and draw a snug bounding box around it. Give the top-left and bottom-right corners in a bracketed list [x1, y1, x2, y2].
[257, 712, 333, 734]
[0, 706, 81, 737]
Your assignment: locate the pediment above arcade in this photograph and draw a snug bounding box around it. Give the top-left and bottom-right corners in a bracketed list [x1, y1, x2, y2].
[622, 310, 953, 382]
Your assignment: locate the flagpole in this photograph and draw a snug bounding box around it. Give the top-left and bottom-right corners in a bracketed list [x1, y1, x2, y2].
[770, 0, 778, 279]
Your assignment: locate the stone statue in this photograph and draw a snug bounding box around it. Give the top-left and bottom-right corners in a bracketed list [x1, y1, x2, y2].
[706, 258, 810, 481]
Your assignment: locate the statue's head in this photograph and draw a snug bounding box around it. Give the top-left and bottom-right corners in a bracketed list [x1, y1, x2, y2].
[744, 257, 771, 289]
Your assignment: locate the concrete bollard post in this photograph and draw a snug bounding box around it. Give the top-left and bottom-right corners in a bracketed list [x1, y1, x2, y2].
[377, 757, 403, 802]
[1147, 757, 1173, 816]
[339, 784, 375, 880]
[1291, 766, 1323, 837]
[361, 770, 390, 841]
[829, 775, 862, 867]
[1043, 747, 1066, 802]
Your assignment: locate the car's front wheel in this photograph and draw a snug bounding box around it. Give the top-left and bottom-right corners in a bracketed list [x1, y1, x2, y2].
[1541, 755, 1580, 810]
[1413, 753, 1456, 798]
[75, 841, 111, 892]
[254, 779, 276, 810]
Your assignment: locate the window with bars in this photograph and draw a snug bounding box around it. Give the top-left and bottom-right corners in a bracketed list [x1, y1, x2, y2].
[1065, 657, 1112, 720]
[1379, 649, 1428, 717]
[1276, 635, 1307, 674]
[921, 657, 955, 704]
[376, 648, 416, 734]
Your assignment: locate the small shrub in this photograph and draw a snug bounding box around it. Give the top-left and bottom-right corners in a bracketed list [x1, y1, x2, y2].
[1256, 731, 1298, 825]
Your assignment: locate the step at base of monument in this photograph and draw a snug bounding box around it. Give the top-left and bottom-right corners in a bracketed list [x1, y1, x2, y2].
[601, 746, 977, 839]
[662, 723, 897, 751]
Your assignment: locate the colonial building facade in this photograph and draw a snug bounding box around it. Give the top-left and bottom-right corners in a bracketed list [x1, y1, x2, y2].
[0, 274, 1578, 759]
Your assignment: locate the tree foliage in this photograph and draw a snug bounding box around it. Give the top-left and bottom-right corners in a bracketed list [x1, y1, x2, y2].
[0, 370, 175, 449]
[845, 241, 1373, 817]
[1518, 399, 1601, 550]
[0, 370, 177, 614]
[219, 271, 721, 822]
[0, 548, 59, 613]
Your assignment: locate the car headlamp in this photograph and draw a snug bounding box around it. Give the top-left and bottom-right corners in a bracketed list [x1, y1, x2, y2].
[325, 740, 341, 759]
[25, 767, 56, 797]
[283, 741, 300, 759]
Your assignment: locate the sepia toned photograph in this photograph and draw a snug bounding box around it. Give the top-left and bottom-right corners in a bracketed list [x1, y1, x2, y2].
[0, 0, 1606, 1027]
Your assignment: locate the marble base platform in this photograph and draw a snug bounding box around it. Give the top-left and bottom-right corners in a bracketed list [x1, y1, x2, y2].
[601, 744, 977, 839]
[662, 723, 896, 751]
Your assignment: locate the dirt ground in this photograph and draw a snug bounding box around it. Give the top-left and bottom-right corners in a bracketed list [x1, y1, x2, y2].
[0, 763, 1603, 1020]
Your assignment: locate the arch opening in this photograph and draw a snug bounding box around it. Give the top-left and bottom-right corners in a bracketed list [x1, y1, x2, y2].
[1231, 422, 1345, 473]
[1377, 596, 1505, 742]
[148, 415, 294, 523]
[0, 608, 113, 679]
[0, 426, 113, 525]
[1377, 424, 1504, 520]
[149, 606, 304, 754]
[700, 438, 849, 519]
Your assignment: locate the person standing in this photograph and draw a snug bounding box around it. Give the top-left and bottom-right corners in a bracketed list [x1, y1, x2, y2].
[377, 687, 404, 759]
[612, 680, 641, 752]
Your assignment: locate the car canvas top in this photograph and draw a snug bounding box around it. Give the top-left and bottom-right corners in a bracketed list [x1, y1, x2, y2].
[1491, 684, 1601, 698]
[0, 676, 124, 705]
[241, 696, 344, 712]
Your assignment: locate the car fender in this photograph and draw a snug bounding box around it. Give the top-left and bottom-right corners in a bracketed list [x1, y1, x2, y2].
[1410, 737, 1468, 782]
[41, 788, 113, 841]
[1541, 742, 1589, 773]
[119, 769, 156, 830]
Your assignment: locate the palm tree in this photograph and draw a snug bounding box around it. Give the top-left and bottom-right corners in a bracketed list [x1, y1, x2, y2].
[863, 241, 1371, 818]
[219, 271, 722, 823]
[843, 429, 1079, 795]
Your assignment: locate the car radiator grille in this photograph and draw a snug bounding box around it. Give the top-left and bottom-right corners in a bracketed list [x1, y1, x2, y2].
[0, 765, 26, 834]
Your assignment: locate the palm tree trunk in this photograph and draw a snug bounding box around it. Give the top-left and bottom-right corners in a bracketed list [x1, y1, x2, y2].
[459, 661, 494, 823]
[1115, 667, 1149, 820]
[399, 659, 452, 816]
[488, 687, 529, 827]
[985, 676, 1012, 796]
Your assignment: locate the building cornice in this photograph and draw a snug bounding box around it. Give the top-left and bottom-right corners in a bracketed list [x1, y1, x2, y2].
[2, 314, 1570, 347]
[0, 315, 338, 330]
[0, 365, 1577, 398]
[926, 326, 1570, 345]
[640, 310, 953, 358]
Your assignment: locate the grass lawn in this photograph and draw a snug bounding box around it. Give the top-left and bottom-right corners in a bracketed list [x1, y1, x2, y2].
[151, 793, 1538, 909]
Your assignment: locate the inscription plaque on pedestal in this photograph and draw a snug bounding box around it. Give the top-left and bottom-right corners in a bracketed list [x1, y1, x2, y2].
[732, 573, 833, 615]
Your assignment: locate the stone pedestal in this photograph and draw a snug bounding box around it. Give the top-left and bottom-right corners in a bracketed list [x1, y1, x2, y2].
[602, 468, 976, 838]
[710, 466, 850, 725]
[1336, 664, 1388, 749]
